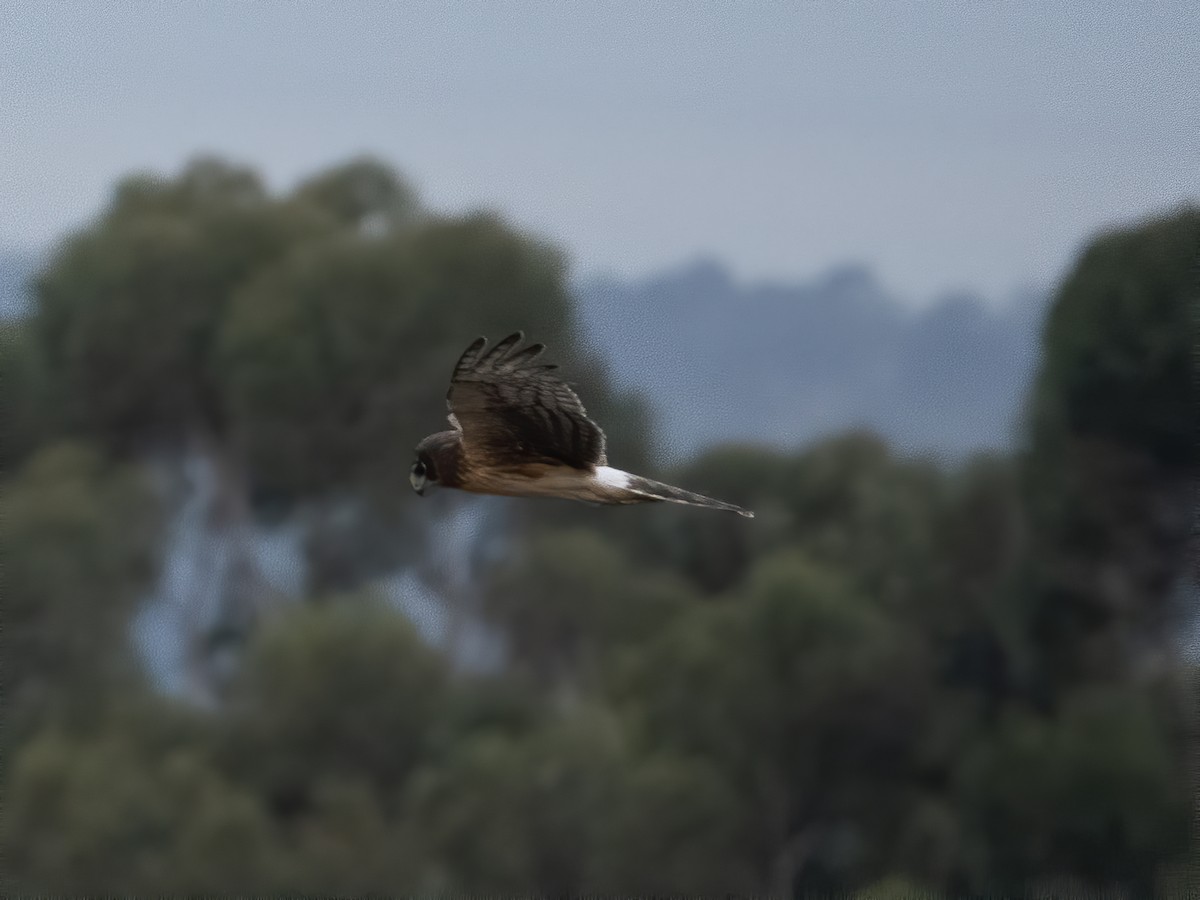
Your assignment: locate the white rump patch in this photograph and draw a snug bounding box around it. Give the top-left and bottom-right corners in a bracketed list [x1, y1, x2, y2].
[594, 466, 632, 489]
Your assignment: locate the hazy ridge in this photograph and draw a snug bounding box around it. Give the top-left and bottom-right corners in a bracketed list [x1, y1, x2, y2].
[575, 259, 1047, 460]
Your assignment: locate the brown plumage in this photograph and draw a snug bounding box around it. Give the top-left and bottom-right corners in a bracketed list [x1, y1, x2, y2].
[410, 332, 754, 518]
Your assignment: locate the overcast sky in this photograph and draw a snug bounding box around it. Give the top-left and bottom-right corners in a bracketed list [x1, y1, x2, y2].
[5, 1, 1197, 304]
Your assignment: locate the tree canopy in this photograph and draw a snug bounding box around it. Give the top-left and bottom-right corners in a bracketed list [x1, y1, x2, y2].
[2, 159, 1194, 897]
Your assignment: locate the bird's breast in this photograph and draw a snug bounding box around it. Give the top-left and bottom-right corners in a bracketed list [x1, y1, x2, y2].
[458, 462, 606, 500]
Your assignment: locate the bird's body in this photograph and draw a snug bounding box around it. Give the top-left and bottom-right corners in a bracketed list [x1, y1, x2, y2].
[411, 332, 753, 518]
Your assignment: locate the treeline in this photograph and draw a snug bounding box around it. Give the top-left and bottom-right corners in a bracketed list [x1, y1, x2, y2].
[1, 158, 1195, 896]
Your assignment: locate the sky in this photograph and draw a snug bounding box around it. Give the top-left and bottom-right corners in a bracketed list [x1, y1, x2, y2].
[4, 1, 1197, 305]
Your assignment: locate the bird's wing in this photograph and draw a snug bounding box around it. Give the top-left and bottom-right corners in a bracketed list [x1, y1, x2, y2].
[446, 332, 607, 469]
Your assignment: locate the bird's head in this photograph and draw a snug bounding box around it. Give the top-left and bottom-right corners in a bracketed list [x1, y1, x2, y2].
[411, 431, 463, 497]
[409, 454, 433, 496]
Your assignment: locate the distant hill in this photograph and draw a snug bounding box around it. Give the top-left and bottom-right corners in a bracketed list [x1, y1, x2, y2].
[574, 260, 1047, 461]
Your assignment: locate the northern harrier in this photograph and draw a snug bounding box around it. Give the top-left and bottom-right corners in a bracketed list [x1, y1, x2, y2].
[410, 332, 754, 517]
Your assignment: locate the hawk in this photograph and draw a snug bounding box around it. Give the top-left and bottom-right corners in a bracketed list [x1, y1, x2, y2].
[410, 332, 754, 518]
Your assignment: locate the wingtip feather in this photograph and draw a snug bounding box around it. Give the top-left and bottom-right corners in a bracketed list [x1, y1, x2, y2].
[453, 336, 490, 377]
[481, 332, 524, 367]
[500, 341, 548, 371]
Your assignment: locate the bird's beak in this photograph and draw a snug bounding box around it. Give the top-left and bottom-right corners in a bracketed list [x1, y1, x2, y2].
[410, 471, 426, 497]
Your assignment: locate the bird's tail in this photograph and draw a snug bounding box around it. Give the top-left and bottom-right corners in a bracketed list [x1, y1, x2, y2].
[626, 475, 754, 518]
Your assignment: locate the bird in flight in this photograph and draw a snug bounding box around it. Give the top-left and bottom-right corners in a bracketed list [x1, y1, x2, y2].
[411, 332, 754, 517]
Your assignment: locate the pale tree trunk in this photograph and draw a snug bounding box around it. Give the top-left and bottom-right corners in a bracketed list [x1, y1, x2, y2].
[170, 429, 286, 705]
[410, 496, 507, 671]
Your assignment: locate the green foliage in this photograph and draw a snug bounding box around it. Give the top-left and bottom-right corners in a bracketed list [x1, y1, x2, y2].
[218, 233, 429, 498]
[955, 688, 1189, 894]
[408, 706, 755, 894]
[406, 710, 623, 893]
[1, 443, 160, 742]
[224, 598, 447, 801]
[1021, 205, 1198, 691]
[624, 552, 926, 784]
[2, 730, 278, 896]
[1029, 205, 1198, 469]
[294, 156, 419, 229]
[635, 434, 945, 605]
[23, 153, 637, 608]
[4, 160, 1192, 897]
[855, 875, 945, 900]
[28, 153, 601, 518]
[34, 157, 336, 444]
[481, 528, 691, 686]
[777, 433, 944, 612]
[216, 210, 578, 502]
[591, 753, 757, 894]
[279, 775, 422, 894]
[614, 552, 931, 891]
[0, 320, 53, 471]
[637, 444, 788, 592]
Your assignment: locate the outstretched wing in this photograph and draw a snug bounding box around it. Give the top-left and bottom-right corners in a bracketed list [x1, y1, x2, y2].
[447, 332, 607, 470]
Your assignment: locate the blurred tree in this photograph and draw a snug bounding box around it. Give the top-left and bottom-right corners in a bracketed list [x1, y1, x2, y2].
[2, 730, 279, 896]
[29, 154, 621, 567]
[1, 443, 160, 746]
[280, 775, 422, 895]
[855, 875, 945, 899]
[217, 211, 579, 503]
[479, 528, 690, 689]
[405, 708, 623, 894]
[27, 157, 343, 694]
[26, 154, 643, 698]
[217, 233, 429, 502]
[221, 599, 447, 810]
[590, 753, 758, 894]
[426, 670, 546, 752]
[34, 157, 336, 447]
[955, 687, 1189, 895]
[294, 156, 420, 231]
[405, 703, 754, 894]
[0, 320, 53, 472]
[929, 454, 1028, 710]
[778, 433, 944, 614]
[1022, 205, 1199, 693]
[1029, 205, 1196, 467]
[616, 551, 931, 893]
[7, 149, 1194, 899]
[634, 434, 944, 606]
[634, 444, 790, 592]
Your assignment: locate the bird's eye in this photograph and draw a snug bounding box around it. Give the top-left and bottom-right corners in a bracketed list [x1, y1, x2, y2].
[412, 461, 426, 476]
